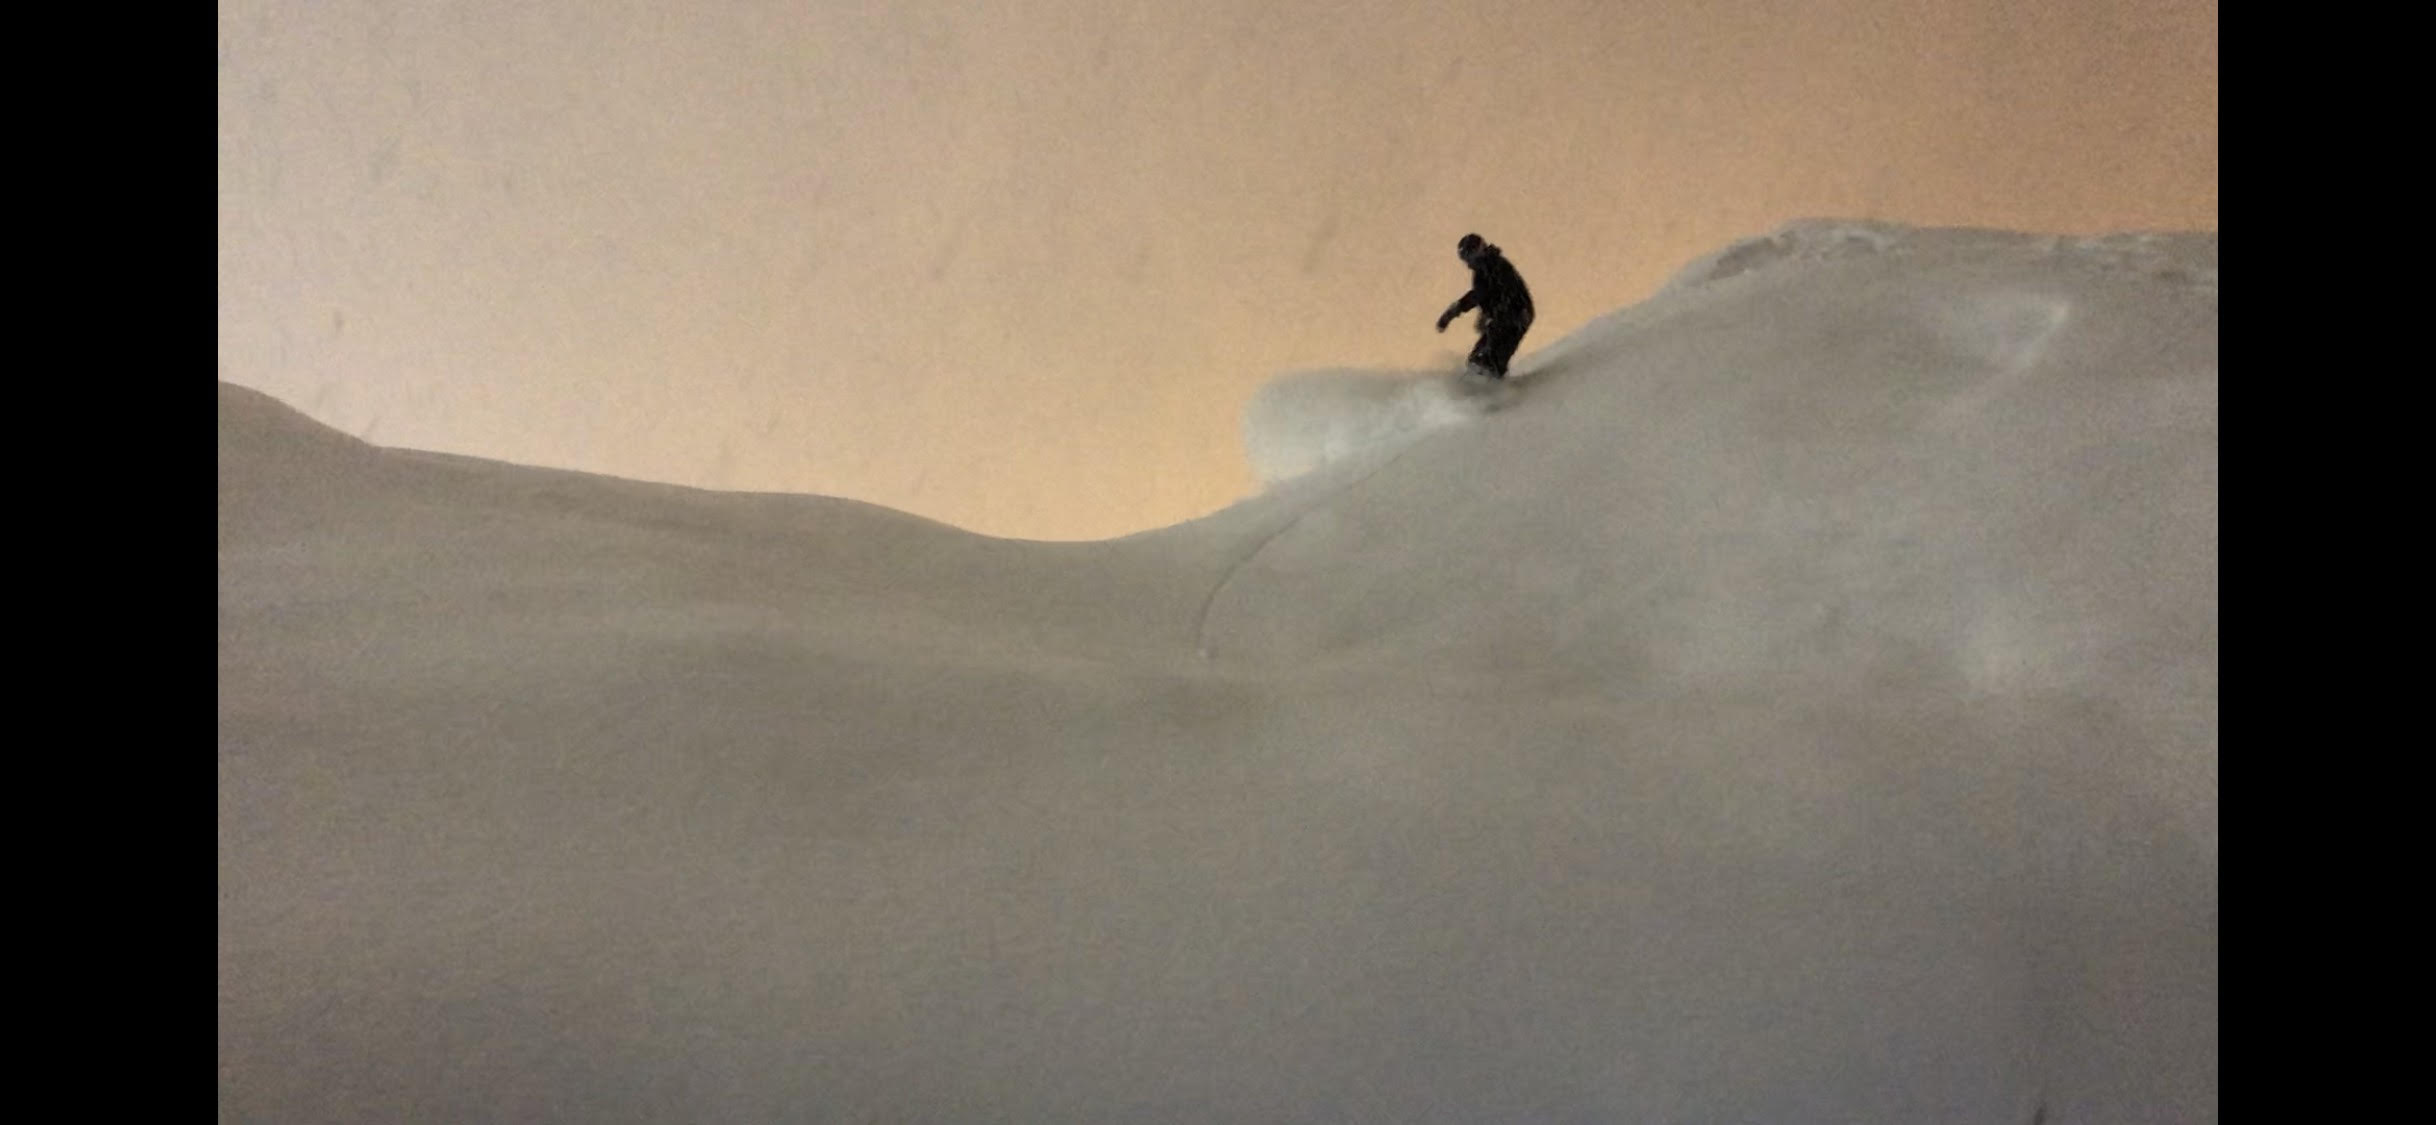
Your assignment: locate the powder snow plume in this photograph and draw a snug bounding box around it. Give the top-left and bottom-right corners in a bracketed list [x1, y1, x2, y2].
[1240, 366, 1505, 485]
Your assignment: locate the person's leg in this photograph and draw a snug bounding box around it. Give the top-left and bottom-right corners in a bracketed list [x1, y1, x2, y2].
[1467, 330, 1500, 376]
[1479, 320, 1527, 378]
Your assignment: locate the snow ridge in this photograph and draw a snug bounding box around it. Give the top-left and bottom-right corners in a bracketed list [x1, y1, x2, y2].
[1662, 218, 2218, 295]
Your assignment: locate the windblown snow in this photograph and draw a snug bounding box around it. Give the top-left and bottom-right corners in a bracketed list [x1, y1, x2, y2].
[219, 221, 2217, 1123]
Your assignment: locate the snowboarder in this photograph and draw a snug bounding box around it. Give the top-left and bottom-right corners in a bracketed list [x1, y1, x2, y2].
[1435, 233, 1535, 379]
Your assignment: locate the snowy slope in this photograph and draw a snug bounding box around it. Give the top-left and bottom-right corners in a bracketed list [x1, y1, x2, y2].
[219, 221, 2216, 1123]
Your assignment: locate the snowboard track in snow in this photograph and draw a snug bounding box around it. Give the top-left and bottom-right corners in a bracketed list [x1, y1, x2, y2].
[1191, 438, 1432, 662]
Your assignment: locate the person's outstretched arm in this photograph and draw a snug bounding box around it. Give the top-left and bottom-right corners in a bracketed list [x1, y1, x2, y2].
[1436, 290, 1478, 332]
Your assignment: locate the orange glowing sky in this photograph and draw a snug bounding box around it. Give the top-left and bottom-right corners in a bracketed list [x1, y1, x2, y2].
[218, 0, 2215, 540]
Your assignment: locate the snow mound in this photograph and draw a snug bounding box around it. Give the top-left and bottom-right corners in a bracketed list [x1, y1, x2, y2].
[220, 221, 2216, 1124]
[218, 382, 367, 458]
[1240, 367, 1499, 486]
[1662, 218, 2220, 296]
[1663, 218, 1909, 292]
[2063, 230, 2220, 290]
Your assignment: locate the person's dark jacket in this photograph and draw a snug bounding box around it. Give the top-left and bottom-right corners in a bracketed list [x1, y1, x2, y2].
[1437, 244, 1535, 331]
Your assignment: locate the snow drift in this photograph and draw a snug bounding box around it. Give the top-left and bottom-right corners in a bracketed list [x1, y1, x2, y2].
[220, 221, 2217, 1123]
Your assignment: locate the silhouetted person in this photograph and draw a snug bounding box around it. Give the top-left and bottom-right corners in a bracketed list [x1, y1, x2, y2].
[1435, 233, 1535, 379]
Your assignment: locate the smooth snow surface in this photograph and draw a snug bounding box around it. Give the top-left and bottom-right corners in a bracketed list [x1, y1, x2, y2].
[220, 221, 2217, 1123]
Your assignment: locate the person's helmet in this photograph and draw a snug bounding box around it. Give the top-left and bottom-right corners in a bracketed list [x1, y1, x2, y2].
[1457, 233, 1485, 259]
